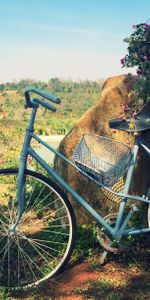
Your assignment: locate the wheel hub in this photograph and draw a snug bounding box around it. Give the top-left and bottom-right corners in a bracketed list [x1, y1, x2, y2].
[7, 226, 17, 237]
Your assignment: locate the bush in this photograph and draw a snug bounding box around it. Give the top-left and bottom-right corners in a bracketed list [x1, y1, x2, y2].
[120, 22, 150, 123]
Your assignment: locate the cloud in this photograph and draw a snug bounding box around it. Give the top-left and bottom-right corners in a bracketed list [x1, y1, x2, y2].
[18, 21, 123, 38]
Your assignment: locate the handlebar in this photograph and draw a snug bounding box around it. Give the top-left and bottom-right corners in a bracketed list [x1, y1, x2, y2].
[32, 98, 57, 112]
[24, 86, 61, 111]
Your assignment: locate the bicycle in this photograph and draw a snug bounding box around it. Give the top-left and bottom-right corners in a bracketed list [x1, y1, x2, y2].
[0, 87, 150, 291]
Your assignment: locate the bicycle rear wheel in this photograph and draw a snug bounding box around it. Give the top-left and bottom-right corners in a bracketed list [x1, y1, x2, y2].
[146, 187, 150, 228]
[0, 169, 76, 291]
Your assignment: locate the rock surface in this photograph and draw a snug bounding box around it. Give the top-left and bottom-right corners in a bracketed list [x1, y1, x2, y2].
[54, 75, 146, 223]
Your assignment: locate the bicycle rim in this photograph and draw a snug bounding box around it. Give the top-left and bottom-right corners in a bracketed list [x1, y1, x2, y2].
[0, 169, 76, 291]
[146, 187, 150, 228]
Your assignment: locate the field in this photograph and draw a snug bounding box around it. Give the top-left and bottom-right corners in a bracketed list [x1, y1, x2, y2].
[0, 79, 101, 167]
[0, 79, 150, 300]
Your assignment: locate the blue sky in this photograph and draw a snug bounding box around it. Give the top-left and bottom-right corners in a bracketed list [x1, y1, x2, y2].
[0, 0, 150, 82]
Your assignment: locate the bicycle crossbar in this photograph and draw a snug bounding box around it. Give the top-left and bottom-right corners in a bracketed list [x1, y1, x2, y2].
[28, 145, 115, 237]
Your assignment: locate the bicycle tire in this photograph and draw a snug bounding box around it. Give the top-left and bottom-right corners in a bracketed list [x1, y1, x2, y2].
[0, 168, 76, 291]
[146, 187, 150, 228]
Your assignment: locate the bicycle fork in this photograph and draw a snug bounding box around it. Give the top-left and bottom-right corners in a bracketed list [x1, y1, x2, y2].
[10, 107, 38, 232]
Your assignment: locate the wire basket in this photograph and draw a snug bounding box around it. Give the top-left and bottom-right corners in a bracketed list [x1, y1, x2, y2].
[73, 134, 132, 186]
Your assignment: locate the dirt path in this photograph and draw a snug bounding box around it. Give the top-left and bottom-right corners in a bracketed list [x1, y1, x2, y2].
[16, 249, 150, 300]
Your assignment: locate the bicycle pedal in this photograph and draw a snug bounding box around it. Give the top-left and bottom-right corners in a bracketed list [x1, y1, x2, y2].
[132, 205, 139, 212]
[99, 250, 108, 265]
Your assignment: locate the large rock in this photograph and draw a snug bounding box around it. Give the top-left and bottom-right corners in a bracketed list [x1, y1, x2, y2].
[54, 75, 146, 223]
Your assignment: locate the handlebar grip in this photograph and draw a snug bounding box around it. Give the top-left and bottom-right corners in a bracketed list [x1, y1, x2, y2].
[109, 118, 124, 129]
[24, 86, 61, 104]
[33, 98, 56, 112]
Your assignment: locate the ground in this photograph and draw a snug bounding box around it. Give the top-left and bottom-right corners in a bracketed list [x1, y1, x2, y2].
[12, 247, 150, 300]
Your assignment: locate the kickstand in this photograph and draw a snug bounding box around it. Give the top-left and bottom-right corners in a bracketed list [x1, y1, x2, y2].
[99, 250, 108, 265]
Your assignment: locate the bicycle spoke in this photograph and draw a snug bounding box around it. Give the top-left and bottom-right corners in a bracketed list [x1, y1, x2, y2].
[7, 238, 11, 287]
[7, 206, 13, 225]
[32, 241, 61, 260]
[0, 211, 10, 228]
[14, 240, 47, 279]
[30, 239, 66, 259]
[14, 239, 38, 283]
[35, 200, 64, 215]
[48, 214, 69, 225]
[0, 170, 75, 290]
[0, 229, 6, 237]
[0, 237, 11, 256]
[0, 221, 8, 234]
[19, 232, 61, 268]
[22, 235, 53, 265]
[27, 239, 59, 262]
[25, 181, 38, 211]
[20, 234, 63, 254]
[17, 238, 20, 287]
[0, 238, 13, 280]
[45, 224, 70, 228]
[22, 192, 55, 224]
[10, 199, 18, 225]
[30, 192, 55, 213]
[16, 238, 28, 285]
[25, 191, 55, 215]
[30, 237, 66, 245]
[22, 198, 64, 226]
[7, 200, 16, 225]
[27, 185, 48, 211]
[40, 229, 69, 236]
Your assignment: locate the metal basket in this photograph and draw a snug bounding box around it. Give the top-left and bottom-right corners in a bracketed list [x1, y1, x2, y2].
[73, 134, 132, 186]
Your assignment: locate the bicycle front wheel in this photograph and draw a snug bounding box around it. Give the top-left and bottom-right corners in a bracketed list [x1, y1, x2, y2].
[0, 169, 76, 291]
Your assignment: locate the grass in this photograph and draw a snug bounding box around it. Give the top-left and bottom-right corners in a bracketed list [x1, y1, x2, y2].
[0, 289, 11, 300]
[0, 247, 150, 300]
[82, 275, 150, 300]
[76, 223, 99, 257]
[0, 197, 149, 299]
[2, 224, 148, 300]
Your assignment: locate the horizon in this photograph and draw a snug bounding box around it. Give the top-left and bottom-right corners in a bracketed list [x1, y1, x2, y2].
[0, 76, 106, 85]
[0, 0, 150, 83]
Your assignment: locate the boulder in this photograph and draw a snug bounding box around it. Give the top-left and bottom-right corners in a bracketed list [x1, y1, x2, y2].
[54, 75, 147, 223]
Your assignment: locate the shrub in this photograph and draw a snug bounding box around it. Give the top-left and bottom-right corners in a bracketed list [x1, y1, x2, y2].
[120, 22, 150, 123]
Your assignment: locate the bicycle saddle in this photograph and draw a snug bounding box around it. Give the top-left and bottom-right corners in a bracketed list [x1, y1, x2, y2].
[109, 103, 150, 132]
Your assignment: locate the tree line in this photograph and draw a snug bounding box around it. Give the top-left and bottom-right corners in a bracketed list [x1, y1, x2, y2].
[0, 77, 102, 94]
[0, 77, 103, 134]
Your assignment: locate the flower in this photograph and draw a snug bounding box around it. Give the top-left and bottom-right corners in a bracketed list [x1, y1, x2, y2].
[132, 24, 137, 29]
[120, 57, 125, 65]
[120, 21, 150, 124]
[137, 68, 142, 75]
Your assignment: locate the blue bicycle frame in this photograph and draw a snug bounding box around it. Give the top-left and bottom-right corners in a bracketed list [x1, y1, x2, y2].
[15, 104, 150, 241]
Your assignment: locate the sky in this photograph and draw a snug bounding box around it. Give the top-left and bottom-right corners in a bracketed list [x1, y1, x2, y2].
[0, 0, 150, 83]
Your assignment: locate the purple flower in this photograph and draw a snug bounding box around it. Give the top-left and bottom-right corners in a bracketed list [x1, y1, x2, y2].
[120, 55, 127, 65]
[142, 23, 149, 28]
[132, 24, 137, 29]
[137, 68, 142, 75]
[147, 54, 150, 61]
[120, 58, 125, 64]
